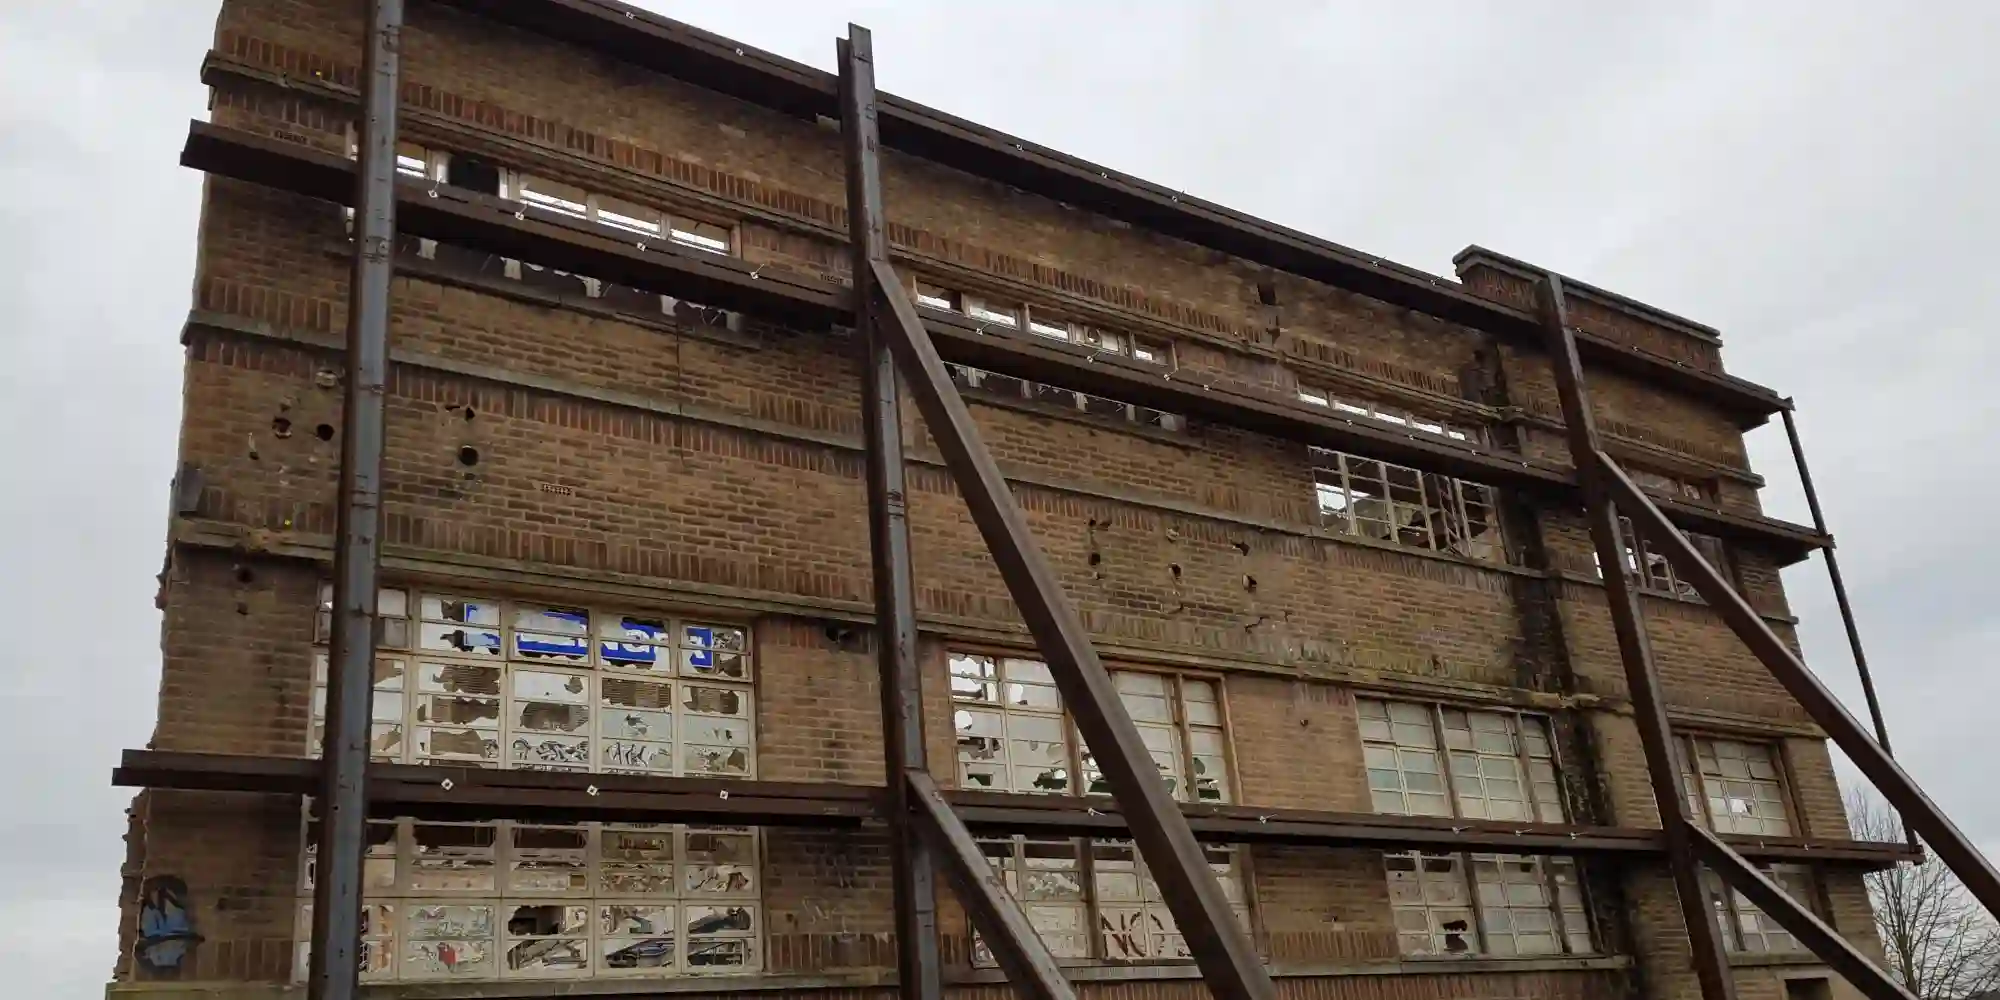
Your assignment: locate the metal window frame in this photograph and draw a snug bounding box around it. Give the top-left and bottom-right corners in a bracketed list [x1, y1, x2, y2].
[1357, 696, 1598, 958]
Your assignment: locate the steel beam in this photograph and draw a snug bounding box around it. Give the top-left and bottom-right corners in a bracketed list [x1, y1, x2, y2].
[1598, 451, 2000, 916]
[1537, 275, 1737, 1000]
[308, 2, 401, 998]
[906, 773, 1076, 1000]
[1686, 824, 1914, 1000]
[840, 25, 944, 1000]
[867, 256, 1275, 1000]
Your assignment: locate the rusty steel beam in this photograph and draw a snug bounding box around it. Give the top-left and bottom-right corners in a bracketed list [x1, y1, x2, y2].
[840, 25, 944, 1000]
[907, 772, 1076, 1000]
[1599, 452, 2000, 917]
[868, 256, 1274, 1000]
[1537, 274, 1738, 1000]
[308, 4, 402, 999]
[1686, 824, 1914, 1000]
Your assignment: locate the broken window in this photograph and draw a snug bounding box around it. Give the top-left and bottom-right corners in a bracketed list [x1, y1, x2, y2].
[949, 651, 1233, 805]
[913, 280, 960, 313]
[1311, 449, 1505, 562]
[1676, 735, 1793, 836]
[1596, 516, 1731, 598]
[970, 836, 1248, 965]
[1297, 388, 1480, 443]
[310, 587, 752, 779]
[668, 220, 732, 256]
[1628, 464, 1714, 503]
[964, 295, 1021, 328]
[446, 153, 503, 197]
[295, 819, 762, 982]
[1360, 697, 1596, 957]
[944, 359, 1184, 431]
[1704, 864, 1813, 953]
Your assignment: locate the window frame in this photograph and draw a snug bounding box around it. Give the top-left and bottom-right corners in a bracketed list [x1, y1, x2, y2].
[310, 584, 756, 780]
[1675, 733, 1798, 837]
[1311, 447, 1507, 563]
[947, 647, 1238, 805]
[1295, 386, 1482, 445]
[295, 814, 766, 982]
[1354, 694, 1598, 959]
[1702, 863, 1816, 954]
[968, 833, 1255, 967]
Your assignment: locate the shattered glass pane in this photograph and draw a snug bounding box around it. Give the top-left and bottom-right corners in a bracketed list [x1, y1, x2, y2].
[411, 825, 496, 891]
[683, 684, 745, 717]
[600, 615, 671, 671]
[950, 653, 999, 702]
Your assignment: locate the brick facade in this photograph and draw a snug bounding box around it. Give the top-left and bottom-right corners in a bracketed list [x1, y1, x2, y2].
[112, 2, 1889, 998]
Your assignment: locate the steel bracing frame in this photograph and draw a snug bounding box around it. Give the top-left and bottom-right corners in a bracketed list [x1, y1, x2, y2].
[151, 10, 2000, 1000]
[1539, 273, 2000, 1000]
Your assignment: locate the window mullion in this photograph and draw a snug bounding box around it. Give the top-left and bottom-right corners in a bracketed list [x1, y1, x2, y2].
[1510, 712, 1544, 820]
[1430, 705, 1464, 819]
[1077, 835, 1102, 961]
[1458, 851, 1493, 954]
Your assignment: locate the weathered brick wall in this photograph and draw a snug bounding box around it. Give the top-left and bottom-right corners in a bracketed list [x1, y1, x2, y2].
[115, 1, 1895, 997]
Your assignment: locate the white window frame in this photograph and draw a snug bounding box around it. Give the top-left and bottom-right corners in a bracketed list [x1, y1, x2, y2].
[1311, 448, 1505, 562]
[310, 585, 754, 779]
[1358, 696, 1596, 958]
[969, 835, 1250, 966]
[296, 817, 764, 982]
[1296, 387, 1478, 443]
[1704, 864, 1814, 954]
[1676, 734, 1795, 836]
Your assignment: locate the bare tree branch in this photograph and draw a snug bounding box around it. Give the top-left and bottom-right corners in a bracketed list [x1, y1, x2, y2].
[1849, 789, 2000, 999]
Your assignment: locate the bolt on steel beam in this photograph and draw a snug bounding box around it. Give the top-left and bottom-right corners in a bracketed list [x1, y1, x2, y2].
[839, 25, 944, 1000]
[867, 256, 1275, 1000]
[1536, 274, 1738, 1000]
[308, 2, 402, 999]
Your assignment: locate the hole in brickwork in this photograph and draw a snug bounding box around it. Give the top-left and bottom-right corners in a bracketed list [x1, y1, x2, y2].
[464, 406, 477, 421]
[315, 424, 335, 442]
[1169, 563, 1182, 580]
[235, 565, 255, 585]
[1087, 552, 1102, 567]
[1244, 575, 1258, 593]
[272, 417, 293, 438]
[458, 446, 480, 467]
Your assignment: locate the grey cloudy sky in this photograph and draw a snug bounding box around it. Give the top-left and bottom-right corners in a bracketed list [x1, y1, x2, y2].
[1, 2, 1993, 997]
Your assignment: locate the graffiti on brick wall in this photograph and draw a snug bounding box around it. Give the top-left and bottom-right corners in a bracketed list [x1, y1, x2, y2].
[135, 875, 201, 975]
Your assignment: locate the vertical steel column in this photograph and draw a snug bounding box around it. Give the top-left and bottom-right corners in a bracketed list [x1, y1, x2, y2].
[1537, 275, 1737, 1000]
[838, 26, 944, 1000]
[1779, 407, 1895, 756]
[307, 3, 401, 999]
[866, 258, 1276, 1000]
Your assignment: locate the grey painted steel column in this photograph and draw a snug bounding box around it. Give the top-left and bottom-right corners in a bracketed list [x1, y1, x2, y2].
[307, 2, 401, 998]
[838, 25, 944, 1000]
[1536, 275, 1738, 1000]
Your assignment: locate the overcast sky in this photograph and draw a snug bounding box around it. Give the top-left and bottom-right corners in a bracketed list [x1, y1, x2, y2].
[2, 2, 1994, 997]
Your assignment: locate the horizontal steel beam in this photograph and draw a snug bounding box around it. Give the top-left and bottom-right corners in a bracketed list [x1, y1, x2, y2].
[178, 122, 1828, 562]
[113, 751, 1918, 865]
[1601, 454, 2000, 919]
[906, 772, 1076, 1000]
[421, 0, 1787, 422]
[1687, 823, 1914, 1000]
